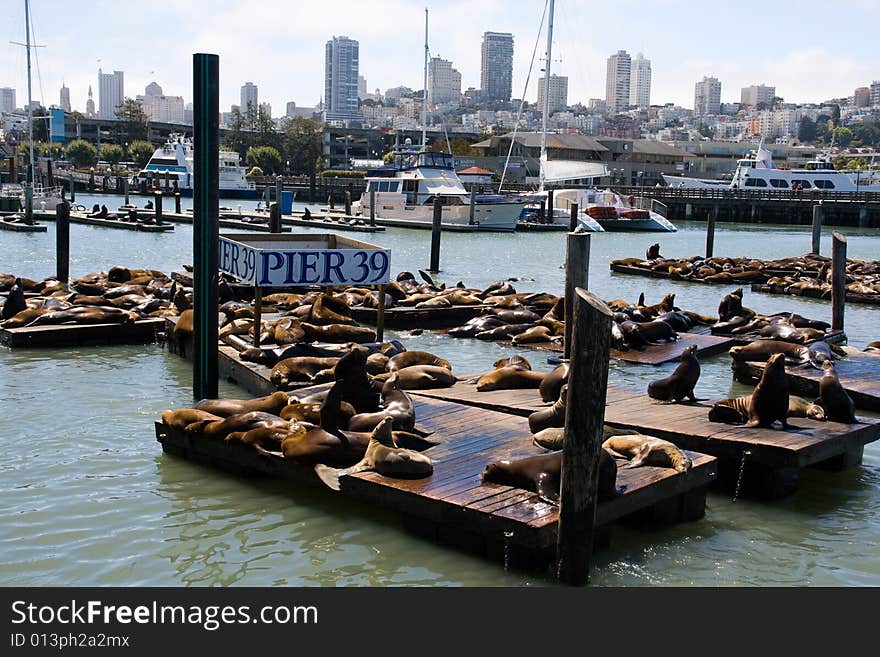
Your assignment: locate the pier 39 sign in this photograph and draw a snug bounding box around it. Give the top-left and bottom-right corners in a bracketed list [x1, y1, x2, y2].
[218, 233, 391, 287]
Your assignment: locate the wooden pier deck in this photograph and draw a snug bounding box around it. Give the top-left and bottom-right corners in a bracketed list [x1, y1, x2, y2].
[35, 211, 174, 232]
[282, 215, 385, 233]
[411, 381, 880, 499]
[351, 304, 489, 330]
[751, 283, 880, 307]
[732, 347, 880, 412]
[0, 318, 166, 347]
[155, 392, 717, 563]
[0, 220, 47, 232]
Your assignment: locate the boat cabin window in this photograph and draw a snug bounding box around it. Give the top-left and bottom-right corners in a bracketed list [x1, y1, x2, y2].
[403, 179, 418, 203]
[737, 160, 755, 169]
[813, 179, 835, 189]
[790, 179, 811, 189]
[769, 179, 789, 188]
[744, 178, 767, 187]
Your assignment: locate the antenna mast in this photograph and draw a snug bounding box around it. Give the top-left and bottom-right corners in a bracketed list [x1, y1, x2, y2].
[539, 0, 555, 192]
[421, 8, 428, 151]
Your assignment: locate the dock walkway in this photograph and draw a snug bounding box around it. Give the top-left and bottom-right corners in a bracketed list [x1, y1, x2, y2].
[0, 318, 166, 348]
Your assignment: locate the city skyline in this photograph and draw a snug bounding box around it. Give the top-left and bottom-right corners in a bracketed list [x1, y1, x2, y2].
[1, 0, 878, 116]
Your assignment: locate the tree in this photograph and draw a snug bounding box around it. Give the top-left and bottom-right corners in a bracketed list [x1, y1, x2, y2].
[65, 139, 98, 168]
[32, 107, 50, 142]
[798, 116, 817, 143]
[100, 143, 124, 165]
[115, 98, 149, 141]
[245, 145, 282, 175]
[128, 140, 155, 167]
[832, 126, 853, 148]
[830, 104, 841, 127]
[281, 117, 324, 175]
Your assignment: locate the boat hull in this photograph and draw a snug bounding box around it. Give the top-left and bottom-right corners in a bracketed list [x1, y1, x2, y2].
[596, 218, 676, 232]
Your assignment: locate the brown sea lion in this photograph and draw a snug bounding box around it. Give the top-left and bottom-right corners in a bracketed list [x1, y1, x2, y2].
[728, 340, 809, 364]
[633, 320, 678, 342]
[475, 365, 546, 392]
[528, 385, 567, 434]
[381, 365, 457, 390]
[160, 408, 223, 430]
[273, 317, 305, 345]
[711, 394, 827, 424]
[314, 417, 433, 491]
[602, 434, 692, 472]
[819, 361, 857, 423]
[539, 363, 569, 403]
[748, 353, 790, 428]
[239, 347, 280, 367]
[194, 391, 290, 418]
[0, 307, 49, 328]
[512, 325, 553, 345]
[309, 293, 354, 325]
[300, 322, 375, 344]
[865, 341, 880, 352]
[474, 323, 537, 341]
[646, 243, 661, 260]
[270, 356, 340, 388]
[488, 308, 541, 324]
[279, 400, 355, 425]
[186, 411, 290, 440]
[759, 321, 805, 343]
[334, 348, 381, 412]
[347, 372, 418, 433]
[647, 344, 701, 402]
[494, 355, 532, 370]
[25, 306, 137, 326]
[365, 352, 390, 375]
[481, 449, 619, 504]
[718, 288, 744, 322]
[1, 279, 27, 320]
[387, 350, 452, 372]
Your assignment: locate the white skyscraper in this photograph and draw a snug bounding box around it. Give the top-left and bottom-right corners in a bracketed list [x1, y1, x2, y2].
[59, 84, 71, 112]
[537, 74, 568, 112]
[138, 83, 185, 124]
[629, 53, 651, 109]
[324, 36, 361, 121]
[605, 50, 631, 114]
[240, 82, 258, 114]
[427, 56, 462, 105]
[741, 84, 776, 108]
[0, 87, 16, 113]
[694, 76, 722, 116]
[98, 69, 124, 119]
[358, 75, 368, 100]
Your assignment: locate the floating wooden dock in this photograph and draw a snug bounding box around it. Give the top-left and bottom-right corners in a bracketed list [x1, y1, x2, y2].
[516, 221, 569, 232]
[155, 392, 717, 566]
[282, 215, 385, 233]
[611, 262, 764, 285]
[0, 318, 166, 347]
[351, 304, 488, 330]
[0, 220, 47, 232]
[410, 381, 880, 499]
[751, 283, 880, 307]
[732, 347, 880, 412]
[155, 212, 292, 233]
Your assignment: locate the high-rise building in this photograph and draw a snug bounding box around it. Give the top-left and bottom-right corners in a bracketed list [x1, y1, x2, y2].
[629, 52, 651, 109]
[145, 81, 163, 97]
[286, 101, 297, 117]
[260, 102, 272, 118]
[138, 82, 185, 124]
[358, 75, 368, 100]
[480, 32, 514, 101]
[98, 69, 124, 119]
[85, 85, 95, 118]
[59, 83, 71, 112]
[741, 84, 776, 108]
[240, 82, 258, 114]
[605, 50, 631, 114]
[385, 86, 413, 104]
[427, 56, 462, 105]
[0, 87, 16, 113]
[537, 74, 568, 113]
[854, 87, 870, 108]
[870, 81, 880, 107]
[324, 36, 361, 121]
[694, 76, 722, 116]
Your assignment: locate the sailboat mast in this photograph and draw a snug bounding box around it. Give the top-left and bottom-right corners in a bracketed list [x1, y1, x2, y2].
[24, 0, 34, 222]
[539, 0, 555, 191]
[421, 7, 428, 151]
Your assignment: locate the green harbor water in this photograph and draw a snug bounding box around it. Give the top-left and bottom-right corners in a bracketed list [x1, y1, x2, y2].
[1, 194, 878, 586]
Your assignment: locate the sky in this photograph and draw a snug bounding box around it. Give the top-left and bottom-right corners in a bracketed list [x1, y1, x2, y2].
[2, 0, 878, 116]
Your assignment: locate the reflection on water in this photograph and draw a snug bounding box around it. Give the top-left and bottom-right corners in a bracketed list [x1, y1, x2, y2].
[1, 206, 879, 586]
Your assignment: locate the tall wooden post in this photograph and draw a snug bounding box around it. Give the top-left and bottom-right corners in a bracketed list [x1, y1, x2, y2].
[563, 232, 591, 360]
[376, 284, 386, 343]
[429, 197, 442, 272]
[192, 52, 220, 401]
[154, 191, 163, 225]
[469, 189, 476, 225]
[547, 189, 554, 223]
[269, 202, 281, 233]
[123, 177, 130, 206]
[556, 288, 613, 586]
[369, 188, 376, 226]
[55, 201, 70, 286]
[831, 231, 846, 332]
[539, 199, 546, 222]
[706, 206, 717, 258]
[569, 202, 579, 232]
[175, 192, 182, 214]
[276, 175, 283, 214]
[344, 190, 352, 216]
[252, 286, 263, 348]
[811, 203, 824, 255]
[69, 173, 75, 202]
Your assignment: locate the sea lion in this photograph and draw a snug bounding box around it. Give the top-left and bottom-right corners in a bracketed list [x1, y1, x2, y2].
[728, 340, 809, 364]
[646, 243, 661, 260]
[807, 341, 838, 369]
[365, 352, 390, 375]
[194, 391, 290, 418]
[602, 434, 692, 472]
[718, 288, 744, 322]
[387, 350, 452, 372]
[532, 427, 566, 451]
[819, 361, 857, 423]
[481, 449, 619, 504]
[0, 307, 49, 328]
[474, 323, 537, 341]
[270, 356, 339, 388]
[185, 411, 290, 440]
[25, 306, 137, 326]
[539, 363, 569, 403]
[1, 279, 27, 320]
[273, 317, 305, 345]
[647, 344, 701, 402]
[334, 348, 381, 412]
[512, 325, 553, 345]
[347, 372, 418, 433]
[488, 308, 541, 324]
[747, 353, 790, 428]
[314, 417, 433, 491]
[759, 321, 805, 343]
[160, 408, 223, 431]
[528, 385, 567, 434]
[300, 322, 376, 344]
[632, 319, 678, 342]
[494, 355, 532, 370]
[865, 341, 880, 352]
[239, 347, 280, 367]
[382, 365, 457, 390]
[475, 365, 546, 392]
[710, 395, 827, 424]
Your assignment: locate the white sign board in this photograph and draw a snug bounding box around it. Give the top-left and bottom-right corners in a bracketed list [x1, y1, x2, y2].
[218, 234, 391, 287]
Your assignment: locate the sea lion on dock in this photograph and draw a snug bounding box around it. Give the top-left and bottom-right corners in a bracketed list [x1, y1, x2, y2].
[334, 348, 381, 412]
[718, 288, 744, 322]
[807, 341, 838, 369]
[709, 395, 826, 424]
[388, 350, 452, 372]
[239, 347, 280, 367]
[347, 372, 418, 433]
[366, 352, 390, 375]
[819, 361, 857, 424]
[759, 321, 805, 343]
[381, 365, 457, 390]
[512, 325, 554, 345]
[865, 341, 880, 352]
[528, 385, 567, 434]
[314, 417, 433, 491]
[160, 408, 223, 431]
[185, 411, 290, 440]
[25, 305, 137, 326]
[632, 319, 678, 342]
[481, 449, 619, 505]
[602, 434, 692, 473]
[0, 307, 49, 328]
[475, 364, 546, 392]
[494, 355, 532, 370]
[273, 318, 305, 345]
[1, 279, 27, 320]
[728, 340, 809, 365]
[474, 323, 538, 341]
[270, 356, 340, 388]
[647, 344, 701, 403]
[300, 322, 375, 344]
[646, 243, 661, 260]
[747, 353, 790, 428]
[539, 363, 569, 403]
[194, 391, 290, 418]
[280, 400, 356, 426]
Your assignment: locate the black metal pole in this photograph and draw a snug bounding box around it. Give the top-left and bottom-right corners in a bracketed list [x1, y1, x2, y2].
[429, 198, 442, 272]
[192, 53, 220, 401]
[55, 201, 70, 285]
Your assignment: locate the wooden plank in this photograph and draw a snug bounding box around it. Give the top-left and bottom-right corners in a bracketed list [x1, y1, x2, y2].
[0, 318, 166, 348]
[610, 332, 736, 365]
[350, 304, 489, 330]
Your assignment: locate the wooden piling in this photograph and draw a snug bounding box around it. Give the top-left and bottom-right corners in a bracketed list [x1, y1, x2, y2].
[429, 198, 442, 272]
[69, 173, 75, 202]
[706, 206, 717, 257]
[276, 176, 283, 214]
[123, 177, 129, 206]
[369, 188, 376, 226]
[344, 190, 352, 216]
[563, 231, 591, 360]
[547, 189, 554, 223]
[469, 189, 476, 225]
[556, 287, 613, 586]
[269, 202, 282, 233]
[811, 203, 824, 255]
[569, 203, 579, 232]
[192, 52, 220, 401]
[539, 199, 546, 222]
[175, 193, 182, 214]
[376, 284, 386, 343]
[154, 191, 163, 225]
[253, 286, 263, 348]
[55, 201, 70, 286]
[832, 230, 847, 331]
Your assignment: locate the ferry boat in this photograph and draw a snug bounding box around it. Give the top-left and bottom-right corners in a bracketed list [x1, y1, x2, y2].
[354, 149, 524, 232]
[132, 134, 259, 198]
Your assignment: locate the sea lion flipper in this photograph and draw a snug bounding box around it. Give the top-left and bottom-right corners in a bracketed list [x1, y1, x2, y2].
[534, 472, 559, 505]
[314, 462, 369, 491]
[624, 443, 653, 469]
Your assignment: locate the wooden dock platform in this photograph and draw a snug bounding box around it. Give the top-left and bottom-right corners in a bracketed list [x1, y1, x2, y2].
[732, 347, 880, 412]
[155, 392, 717, 565]
[351, 304, 489, 330]
[0, 318, 166, 347]
[411, 381, 880, 499]
[0, 220, 47, 232]
[751, 283, 880, 307]
[35, 211, 174, 232]
[282, 215, 385, 233]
